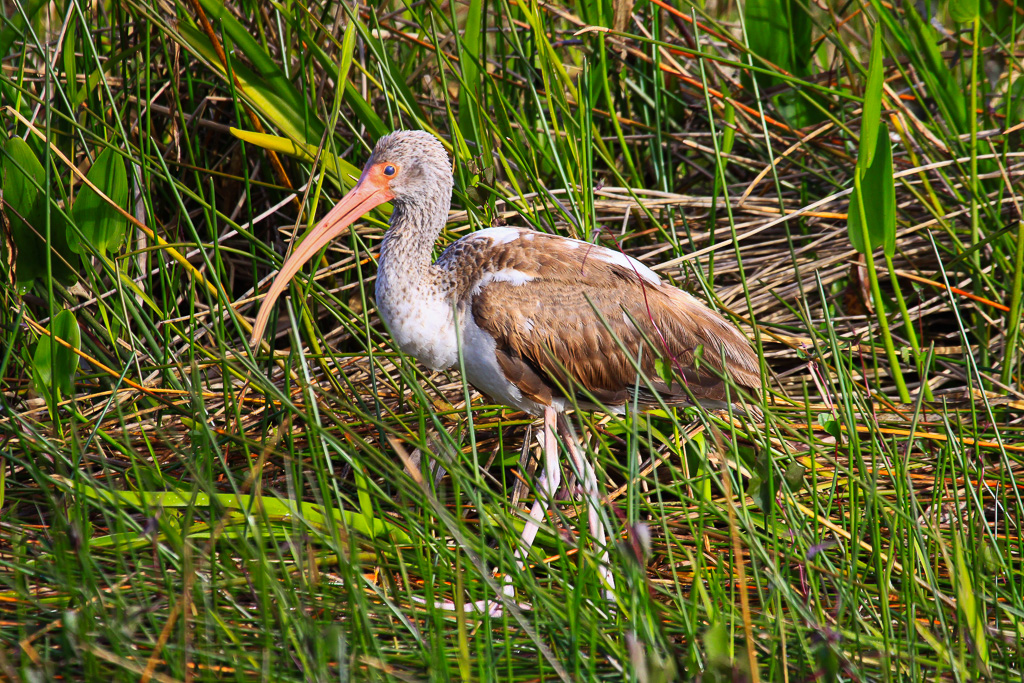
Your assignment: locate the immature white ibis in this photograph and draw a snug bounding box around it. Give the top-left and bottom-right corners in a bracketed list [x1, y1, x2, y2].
[250, 129, 761, 613]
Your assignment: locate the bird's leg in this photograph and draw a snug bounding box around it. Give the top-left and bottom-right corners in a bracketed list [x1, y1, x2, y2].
[421, 408, 614, 615]
[501, 406, 562, 595]
[556, 414, 616, 602]
[512, 407, 560, 560]
[420, 407, 561, 615]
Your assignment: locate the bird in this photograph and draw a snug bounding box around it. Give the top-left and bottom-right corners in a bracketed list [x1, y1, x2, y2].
[249, 129, 761, 614]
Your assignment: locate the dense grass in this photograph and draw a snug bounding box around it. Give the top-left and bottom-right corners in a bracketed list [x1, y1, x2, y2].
[2, 0, 1023, 680]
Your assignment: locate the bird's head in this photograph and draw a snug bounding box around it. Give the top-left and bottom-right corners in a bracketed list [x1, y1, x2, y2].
[249, 129, 451, 346]
[368, 129, 453, 206]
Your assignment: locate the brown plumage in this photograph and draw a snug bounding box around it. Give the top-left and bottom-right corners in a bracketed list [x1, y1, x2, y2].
[446, 228, 761, 410]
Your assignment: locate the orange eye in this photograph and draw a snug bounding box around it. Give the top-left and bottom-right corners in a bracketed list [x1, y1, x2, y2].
[383, 165, 396, 176]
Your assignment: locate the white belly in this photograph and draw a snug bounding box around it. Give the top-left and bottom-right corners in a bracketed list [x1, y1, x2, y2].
[376, 279, 459, 371]
[376, 286, 552, 415]
[375, 261, 557, 415]
[460, 315, 558, 416]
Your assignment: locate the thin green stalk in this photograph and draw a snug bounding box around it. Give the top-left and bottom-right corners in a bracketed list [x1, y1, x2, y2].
[1001, 220, 1024, 388]
[969, 15, 986, 378]
[598, 34, 640, 186]
[884, 253, 933, 401]
[855, 173, 910, 403]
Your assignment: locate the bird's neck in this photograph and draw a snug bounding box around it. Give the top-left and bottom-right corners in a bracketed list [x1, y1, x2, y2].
[378, 194, 452, 295]
[374, 193, 460, 371]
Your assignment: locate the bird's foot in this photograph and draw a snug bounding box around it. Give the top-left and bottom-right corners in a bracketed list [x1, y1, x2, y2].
[412, 582, 529, 617]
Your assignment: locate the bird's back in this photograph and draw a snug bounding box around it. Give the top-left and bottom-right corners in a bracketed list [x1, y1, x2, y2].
[436, 227, 760, 414]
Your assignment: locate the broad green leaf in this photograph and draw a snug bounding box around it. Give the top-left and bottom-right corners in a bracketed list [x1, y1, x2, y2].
[813, 642, 842, 680]
[63, 17, 79, 108]
[654, 357, 673, 387]
[458, 0, 485, 146]
[788, 0, 814, 76]
[70, 147, 128, 254]
[816, 411, 842, 439]
[703, 620, 731, 666]
[2, 137, 46, 282]
[684, 431, 714, 503]
[0, 0, 47, 57]
[355, 464, 376, 540]
[744, 0, 794, 78]
[783, 462, 807, 491]
[50, 311, 81, 395]
[744, 0, 813, 77]
[721, 97, 736, 155]
[336, 18, 358, 99]
[688, 430, 706, 457]
[742, 0, 822, 128]
[32, 310, 81, 408]
[859, 27, 885, 170]
[1, 137, 77, 284]
[748, 449, 775, 513]
[950, 0, 980, 23]
[848, 124, 896, 257]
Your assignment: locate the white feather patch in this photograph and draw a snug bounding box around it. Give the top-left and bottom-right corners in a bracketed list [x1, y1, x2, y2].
[472, 226, 523, 245]
[461, 316, 520, 402]
[588, 248, 661, 285]
[544, 232, 660, 285]
[471, 268, 535, 296]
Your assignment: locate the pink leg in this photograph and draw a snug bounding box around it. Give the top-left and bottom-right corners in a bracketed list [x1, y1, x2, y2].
[511, 406, 561, 570]
[557, 415, 616, 601]
[423, 407, 561, 615]
[423, 408, 614, 614]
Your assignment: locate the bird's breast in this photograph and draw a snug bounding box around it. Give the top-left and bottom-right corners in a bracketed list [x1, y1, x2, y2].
[375, 275, 459, 371]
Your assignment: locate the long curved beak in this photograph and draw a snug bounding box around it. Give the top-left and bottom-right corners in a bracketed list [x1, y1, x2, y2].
[250, 174, 393, 347]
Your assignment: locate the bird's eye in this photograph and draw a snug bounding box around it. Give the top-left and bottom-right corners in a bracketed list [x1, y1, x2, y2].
[383, 165, 396, 176]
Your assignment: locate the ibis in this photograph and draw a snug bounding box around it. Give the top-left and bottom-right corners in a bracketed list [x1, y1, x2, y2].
[250, 130, 761, 613]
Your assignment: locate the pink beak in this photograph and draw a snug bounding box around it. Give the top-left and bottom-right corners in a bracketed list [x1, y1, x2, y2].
[250, 170, 394, 346]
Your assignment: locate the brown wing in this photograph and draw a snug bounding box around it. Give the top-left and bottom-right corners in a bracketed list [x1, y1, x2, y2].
[464, 232, 761, 409]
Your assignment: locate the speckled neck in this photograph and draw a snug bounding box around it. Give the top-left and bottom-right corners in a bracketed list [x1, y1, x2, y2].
[374, 189, 460, 371]
[377, 190, 453, 302]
